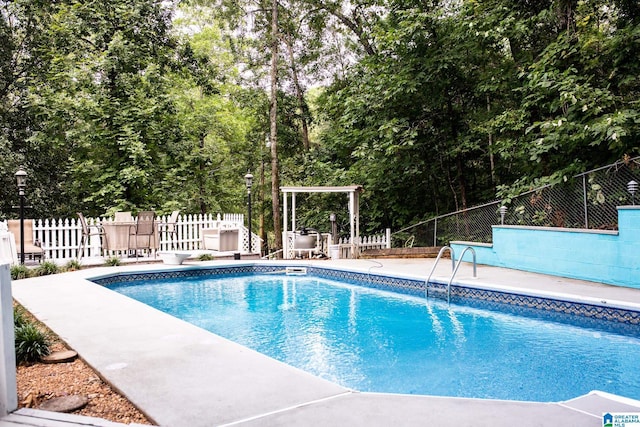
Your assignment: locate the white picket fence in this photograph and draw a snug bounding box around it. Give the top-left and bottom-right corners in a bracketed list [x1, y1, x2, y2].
[1, 213, 260, 262]
[335, 229, 391, 258]
[1, 213, 391, 262]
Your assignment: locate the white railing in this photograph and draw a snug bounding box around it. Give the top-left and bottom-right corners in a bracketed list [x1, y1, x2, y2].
[336, 228, 391, 258]
[0, 223, 17, 265]
[1, 213, 261, 263]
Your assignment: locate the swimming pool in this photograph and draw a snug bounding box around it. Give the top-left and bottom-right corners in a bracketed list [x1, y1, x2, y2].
[104, 267, 640, 403]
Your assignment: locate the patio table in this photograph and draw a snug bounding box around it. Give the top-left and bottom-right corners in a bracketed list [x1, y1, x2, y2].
[102, 221, 159, 252]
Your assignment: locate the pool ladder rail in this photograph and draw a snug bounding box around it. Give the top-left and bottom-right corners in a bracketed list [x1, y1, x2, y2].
[425, 246, 477, 303]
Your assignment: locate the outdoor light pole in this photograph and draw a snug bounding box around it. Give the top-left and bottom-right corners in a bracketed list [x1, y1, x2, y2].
[245, 172, 254, 253]
[15, 168, 27, 265]
[628, 180, 638, 205]
[329, 212, 337, 243]
[499, 205, 508, 225]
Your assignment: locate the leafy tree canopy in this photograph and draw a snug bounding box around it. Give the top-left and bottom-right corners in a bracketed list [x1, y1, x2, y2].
[1, 0, 638, 245]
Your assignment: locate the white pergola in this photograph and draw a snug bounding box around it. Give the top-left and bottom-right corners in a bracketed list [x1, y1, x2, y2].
[281, 185, 363, 259]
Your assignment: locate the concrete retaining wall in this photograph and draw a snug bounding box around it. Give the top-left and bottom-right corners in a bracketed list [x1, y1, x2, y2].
[451, 207, 640, 288]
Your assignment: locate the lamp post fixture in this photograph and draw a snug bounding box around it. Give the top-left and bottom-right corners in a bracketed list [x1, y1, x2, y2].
[15, 167, 27, 264]
[628, 180, 638, 206]
[245, 172, 254, 253]
[499, 205, 508, 225]
[329, 212, 337, 243]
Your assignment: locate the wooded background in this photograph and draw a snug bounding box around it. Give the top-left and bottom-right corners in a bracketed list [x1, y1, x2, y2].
[1, 0, 638, 250]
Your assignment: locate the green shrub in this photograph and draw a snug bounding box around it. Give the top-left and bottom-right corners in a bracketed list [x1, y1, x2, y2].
[33, 261, 59, 276]
[10, 265, 31, 280]
[198, 253, 214, 261]
[15, 323, 51, 364]
[14, 306, 28, 328]
[104, 256, 121, 266]
[64, 259, 83, 271]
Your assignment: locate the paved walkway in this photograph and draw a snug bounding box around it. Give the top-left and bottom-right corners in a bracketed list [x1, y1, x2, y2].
[6, 259, 640, 426]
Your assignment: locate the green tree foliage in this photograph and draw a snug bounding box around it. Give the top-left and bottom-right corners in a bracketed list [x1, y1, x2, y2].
[0, 1, 259, 220]
[0, 0, 63, 218]
[302, 0, 640, 233]
[28, 1, 182, 216]
[1, 0, 638, 244]
[170, 11, 261, 214]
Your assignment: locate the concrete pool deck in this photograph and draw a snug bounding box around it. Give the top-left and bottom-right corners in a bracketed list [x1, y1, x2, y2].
[6, 258, 640, 426]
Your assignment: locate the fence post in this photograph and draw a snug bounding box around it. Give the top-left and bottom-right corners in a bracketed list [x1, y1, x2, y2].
[582, 174, 589, 229]
[0, 263, 17, 416]
[433, 218, 438, 247]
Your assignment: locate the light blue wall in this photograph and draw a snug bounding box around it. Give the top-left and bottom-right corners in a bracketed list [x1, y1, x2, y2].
[451, 207, 640, 288]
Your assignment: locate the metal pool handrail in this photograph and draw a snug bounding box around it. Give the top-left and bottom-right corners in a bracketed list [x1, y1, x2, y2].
[425, 246, 456, 298]
[447, 246, 477, 303]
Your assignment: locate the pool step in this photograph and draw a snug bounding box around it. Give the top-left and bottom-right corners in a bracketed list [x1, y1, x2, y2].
[425, 284, 448, 300]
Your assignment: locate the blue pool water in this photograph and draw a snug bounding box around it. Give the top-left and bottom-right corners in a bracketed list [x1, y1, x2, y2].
[108, 274, 640, 402]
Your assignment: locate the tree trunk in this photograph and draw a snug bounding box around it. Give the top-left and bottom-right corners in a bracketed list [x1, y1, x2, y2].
[199, 133, 207, 214]
[270, 0, 282, 254]
[284, 38, 310, 150]
[487, 95, 495, 186]
[456, 155, 468, 210]
[446, 95, 467, 210]
[259, 157, 267, 254]
[329, 10, 376, 56]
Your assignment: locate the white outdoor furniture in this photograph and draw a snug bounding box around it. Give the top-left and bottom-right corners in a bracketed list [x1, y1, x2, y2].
[201, 227, 240, 251]
[158, 251, 192, 265]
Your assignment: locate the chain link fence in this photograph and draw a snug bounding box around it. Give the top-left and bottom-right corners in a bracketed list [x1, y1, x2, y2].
[392, 156, 640, 247]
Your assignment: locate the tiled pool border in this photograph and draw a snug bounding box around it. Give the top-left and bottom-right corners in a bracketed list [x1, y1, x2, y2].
[91, 264, 640, 327]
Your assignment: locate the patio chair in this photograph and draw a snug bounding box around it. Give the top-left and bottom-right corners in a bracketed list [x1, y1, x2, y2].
[129, 210, 156, 260]
[8, 219, 44, 263]
[114, 211, 133, 222]
[77, 212, 108, 260]
[404, 235, 415, 248]
[158, 210, 180, 249]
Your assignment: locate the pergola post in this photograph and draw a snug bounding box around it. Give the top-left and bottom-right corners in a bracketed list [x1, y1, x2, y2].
[354, 190, 360, 258]
[292, 193, 296, 235]
[349, 192, 355, 258]
[283, 191, 288, 258]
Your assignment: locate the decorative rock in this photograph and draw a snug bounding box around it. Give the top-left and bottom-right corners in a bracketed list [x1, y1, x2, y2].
[39, 395, 88, 413]
[41, 350, 78, 364]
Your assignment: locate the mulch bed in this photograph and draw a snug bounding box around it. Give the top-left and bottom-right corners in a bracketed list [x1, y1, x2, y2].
[14, 305, 154, 425]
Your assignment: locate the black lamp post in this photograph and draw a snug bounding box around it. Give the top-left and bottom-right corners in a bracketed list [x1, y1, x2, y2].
[15, 167, 27, 264]
[245, 172, 254, 253]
